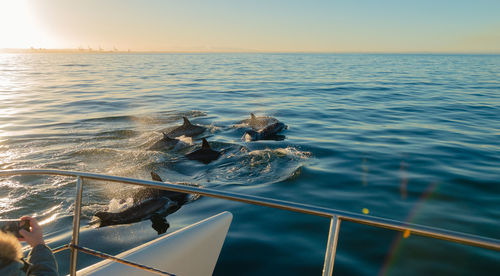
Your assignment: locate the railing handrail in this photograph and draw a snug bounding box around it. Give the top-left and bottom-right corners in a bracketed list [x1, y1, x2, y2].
[2, 169, 500, 275]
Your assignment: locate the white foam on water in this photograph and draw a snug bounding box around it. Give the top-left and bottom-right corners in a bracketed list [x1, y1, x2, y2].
[107, 197, 134, 212]
[249, 146, 311, 160]
[176, 135, 193, 147]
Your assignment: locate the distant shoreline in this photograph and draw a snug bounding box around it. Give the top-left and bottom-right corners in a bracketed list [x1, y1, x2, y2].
[1, 48, 499, 55]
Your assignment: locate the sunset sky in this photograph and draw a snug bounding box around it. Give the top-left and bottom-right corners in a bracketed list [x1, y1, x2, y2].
[1, 0, 499, 53]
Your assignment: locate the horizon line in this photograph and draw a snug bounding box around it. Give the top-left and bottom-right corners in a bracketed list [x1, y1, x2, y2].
[1, 48, 499, 55]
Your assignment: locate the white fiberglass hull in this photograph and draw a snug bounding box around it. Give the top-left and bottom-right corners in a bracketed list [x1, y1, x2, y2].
[76, 212, 232, 276]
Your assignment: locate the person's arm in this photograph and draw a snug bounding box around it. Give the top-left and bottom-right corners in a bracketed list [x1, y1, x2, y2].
[18, 217, 58, 276]
[26, 244, 58, 276]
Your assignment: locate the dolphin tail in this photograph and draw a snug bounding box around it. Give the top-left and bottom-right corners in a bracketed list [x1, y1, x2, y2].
[151, 172, 163, 182]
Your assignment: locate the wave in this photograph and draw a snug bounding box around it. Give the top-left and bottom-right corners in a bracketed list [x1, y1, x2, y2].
[60, 64, 90, 67]
[312, 86, 392, 93]
[95, 129, 140, 139]
[78, 110, 208, 125]
[248, 147, 311, 160]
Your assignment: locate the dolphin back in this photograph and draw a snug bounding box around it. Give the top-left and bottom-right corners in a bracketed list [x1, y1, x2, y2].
[186, 139, 221, 164]
[94, 197, 169, 227]
[243, 130, 260, 141]
[166, 117, 206, 138]
[243, 122, 286, 141]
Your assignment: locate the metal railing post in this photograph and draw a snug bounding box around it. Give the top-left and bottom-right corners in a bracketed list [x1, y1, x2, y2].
[69, 176, 84, 276]
[322, 215, 341, 276]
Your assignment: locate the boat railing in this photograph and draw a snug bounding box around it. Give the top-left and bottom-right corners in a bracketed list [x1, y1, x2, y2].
[1, 169, 499, 276]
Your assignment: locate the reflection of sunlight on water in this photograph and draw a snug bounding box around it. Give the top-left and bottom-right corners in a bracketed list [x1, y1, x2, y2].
[0, 181, 22, 214]
[0, 197, 11, 212]
[0, 67, 17, 102]
[0, 56, 22, 139]
[39, 213, 57, 226]
[0, 179, 23, 189]
[0, 145, 34, 170]
[37, 204, 63, 217]
[0, 147, 19, 164]
[0, 103, 20, 134]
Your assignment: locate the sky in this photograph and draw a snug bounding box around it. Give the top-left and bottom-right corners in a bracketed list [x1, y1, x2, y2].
[0, 0, 499, 53]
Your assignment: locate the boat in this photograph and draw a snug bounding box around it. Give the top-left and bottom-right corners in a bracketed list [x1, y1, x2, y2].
[1, 169, 499, 276]
[78, 212, 232, 275]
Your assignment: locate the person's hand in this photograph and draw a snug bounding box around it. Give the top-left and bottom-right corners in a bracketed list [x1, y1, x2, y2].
[18, 216, 45, 248]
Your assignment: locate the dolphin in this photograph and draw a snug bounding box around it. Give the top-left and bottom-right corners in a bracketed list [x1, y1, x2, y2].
[243, 122, 287, 141]
[185, 138, 221, 164]
[165, 117, 206, 138]
[132, 172, 190, 205]
[240, 113, 279, 130]
[149, 132, 180, 151]
[93, 172, 190, 234]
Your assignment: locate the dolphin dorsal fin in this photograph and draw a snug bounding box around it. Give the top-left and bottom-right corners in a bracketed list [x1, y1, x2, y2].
[250, 113, 256, 120]
[151, 172, 163, 182]
[201, 138, 211, 150]
[183, 117, 192, 126]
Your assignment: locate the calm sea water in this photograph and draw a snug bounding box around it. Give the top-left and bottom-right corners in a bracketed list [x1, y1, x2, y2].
[0, 53, 499, 275]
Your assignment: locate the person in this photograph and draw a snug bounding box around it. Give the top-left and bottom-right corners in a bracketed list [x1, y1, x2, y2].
[0, 216, 58, 276]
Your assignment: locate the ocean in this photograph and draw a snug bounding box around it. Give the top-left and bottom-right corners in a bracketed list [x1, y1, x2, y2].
[0, 53, 499, 275]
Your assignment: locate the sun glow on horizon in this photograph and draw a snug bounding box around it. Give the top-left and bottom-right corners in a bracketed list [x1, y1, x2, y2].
[0, 0, 59, 49]
[0, 0, 499, 53]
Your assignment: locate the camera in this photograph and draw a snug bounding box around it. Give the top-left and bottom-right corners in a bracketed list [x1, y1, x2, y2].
[0, 219, 31, 238]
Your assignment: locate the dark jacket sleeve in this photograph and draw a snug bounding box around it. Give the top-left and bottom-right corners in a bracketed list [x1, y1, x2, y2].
[26, 244, 58, 276]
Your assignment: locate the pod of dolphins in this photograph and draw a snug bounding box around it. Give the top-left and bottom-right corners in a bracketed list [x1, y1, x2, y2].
[93, 113, 287, 233]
